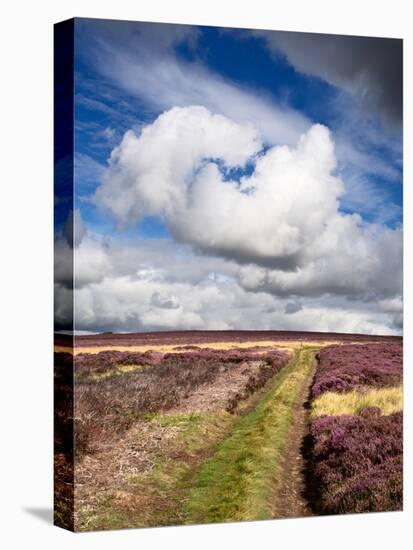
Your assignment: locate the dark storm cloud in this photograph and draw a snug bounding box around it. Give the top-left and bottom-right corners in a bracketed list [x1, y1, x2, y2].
[258, 31, 402, 126]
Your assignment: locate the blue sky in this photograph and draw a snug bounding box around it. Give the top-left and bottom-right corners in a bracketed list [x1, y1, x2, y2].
[54, 18, 403, 335]
[73, 20, 402, 235]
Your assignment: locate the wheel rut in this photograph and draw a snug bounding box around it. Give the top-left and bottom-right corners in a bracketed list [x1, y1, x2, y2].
[270, 350, 318, 519]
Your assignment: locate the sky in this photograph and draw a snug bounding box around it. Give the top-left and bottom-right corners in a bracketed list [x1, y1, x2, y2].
[55, 18, 403, 335]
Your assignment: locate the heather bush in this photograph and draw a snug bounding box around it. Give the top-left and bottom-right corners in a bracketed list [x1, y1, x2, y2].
[225, 354, 289, 412]
[162, 349, 265, 364]
[312, 343, 402, 397]
[310, 411, 402, 514]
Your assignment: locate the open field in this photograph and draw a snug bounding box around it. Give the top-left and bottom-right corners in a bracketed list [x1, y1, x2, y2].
[54, 329, 400, 354]
[53, 331, 403, 531]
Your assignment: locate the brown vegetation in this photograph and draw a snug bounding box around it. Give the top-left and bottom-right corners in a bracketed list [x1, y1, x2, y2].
[74, 348, 290, 458]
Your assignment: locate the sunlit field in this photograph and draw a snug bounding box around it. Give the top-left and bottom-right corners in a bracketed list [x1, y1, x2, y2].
[54, 331, 403, 531]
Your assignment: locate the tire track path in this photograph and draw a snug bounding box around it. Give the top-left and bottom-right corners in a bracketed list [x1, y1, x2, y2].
[270, 349, 318, 518]
[184, 347, 318, 524]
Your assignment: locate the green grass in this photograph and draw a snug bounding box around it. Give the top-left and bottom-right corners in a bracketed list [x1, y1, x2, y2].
[311, 385, 402, 418]
[184, 348, 317, 524]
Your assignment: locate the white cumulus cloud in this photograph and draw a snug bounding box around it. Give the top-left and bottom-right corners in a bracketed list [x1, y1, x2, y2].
[52, 234, 401, 335]
[93, 106, 401, 304]
[94, 107, 342, 267]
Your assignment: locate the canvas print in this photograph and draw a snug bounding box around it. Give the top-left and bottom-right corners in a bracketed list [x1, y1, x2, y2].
[54, 18, 403, 531]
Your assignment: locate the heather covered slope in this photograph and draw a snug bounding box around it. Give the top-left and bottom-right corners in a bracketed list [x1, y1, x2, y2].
[310, 411, 402, 514]
[308, 341, 403, 515]
[312, 342, 402, 397]
[54, 331, 403, 530]
[70, 330, 401, 350]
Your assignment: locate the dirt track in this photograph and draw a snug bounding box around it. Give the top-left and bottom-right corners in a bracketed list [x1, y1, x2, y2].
[270, 353, 317, 518]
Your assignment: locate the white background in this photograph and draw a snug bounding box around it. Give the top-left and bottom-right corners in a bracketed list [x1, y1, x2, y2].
[0, 0, 411, 548]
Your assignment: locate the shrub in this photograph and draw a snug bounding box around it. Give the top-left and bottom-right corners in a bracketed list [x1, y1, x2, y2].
[312, 343, 402, 398]
[310, 411, 402, 514]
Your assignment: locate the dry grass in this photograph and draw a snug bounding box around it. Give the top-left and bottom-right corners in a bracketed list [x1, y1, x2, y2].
[75, 411, 235, 530]
[87, 364, 146, 381]
[73, 350, 290, 458]
[311, 385, 403, 418]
